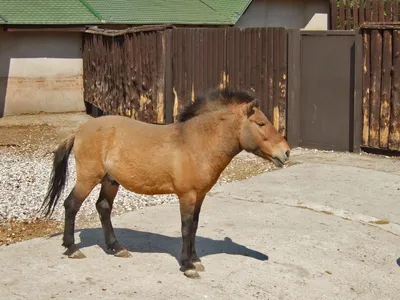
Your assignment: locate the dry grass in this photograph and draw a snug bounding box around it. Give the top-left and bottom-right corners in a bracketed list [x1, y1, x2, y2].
[0, 218, 63, 246]
[369, 219, 389, 225]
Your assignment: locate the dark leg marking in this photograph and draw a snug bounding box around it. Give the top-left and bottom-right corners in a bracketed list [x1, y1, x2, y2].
[180, 213, 199, 278]
[62, 190, 85, 259]
[96, 180, 130, 258]
[190, 197, 205, 271]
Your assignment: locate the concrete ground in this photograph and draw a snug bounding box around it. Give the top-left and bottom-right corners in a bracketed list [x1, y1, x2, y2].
[0, 155, 399, 300]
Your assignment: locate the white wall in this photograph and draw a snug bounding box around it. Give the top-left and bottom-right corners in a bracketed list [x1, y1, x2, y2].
[235, 0, 329, 30]
[0, 30, 85, 117]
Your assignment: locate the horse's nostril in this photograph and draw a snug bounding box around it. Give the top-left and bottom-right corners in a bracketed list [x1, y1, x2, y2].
[285, 150, 290, 158]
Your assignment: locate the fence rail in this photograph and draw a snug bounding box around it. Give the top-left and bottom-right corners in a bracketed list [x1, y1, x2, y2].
[330, 0, 400, 30]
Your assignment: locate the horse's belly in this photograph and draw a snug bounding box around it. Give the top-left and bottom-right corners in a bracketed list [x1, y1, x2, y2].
[110, 168, 174, 195]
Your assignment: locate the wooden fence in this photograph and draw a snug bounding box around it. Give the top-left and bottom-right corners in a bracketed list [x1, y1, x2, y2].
[361, 24, 400, 150]
[83, 27, 287, 135]
[330, 0, 400, 30]
[83, 27, 167, 124]
[170, 27, 287, 135]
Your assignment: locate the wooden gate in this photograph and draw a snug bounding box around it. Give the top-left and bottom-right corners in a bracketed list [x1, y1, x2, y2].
[287, 30, 362, 152]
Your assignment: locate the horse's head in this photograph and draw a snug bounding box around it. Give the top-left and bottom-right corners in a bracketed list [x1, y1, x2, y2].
[238, 100, 290, 167]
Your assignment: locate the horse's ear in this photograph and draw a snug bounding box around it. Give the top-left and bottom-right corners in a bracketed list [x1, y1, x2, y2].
[246, 99, 259, 117]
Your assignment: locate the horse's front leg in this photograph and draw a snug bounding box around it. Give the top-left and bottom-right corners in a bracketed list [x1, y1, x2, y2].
[190, 195, 205, 272]
[179, 191, 200, 279]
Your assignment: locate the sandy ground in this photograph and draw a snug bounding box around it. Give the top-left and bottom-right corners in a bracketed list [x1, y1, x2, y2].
[0, 112, 399, 299]
[0, 158, 399, 300]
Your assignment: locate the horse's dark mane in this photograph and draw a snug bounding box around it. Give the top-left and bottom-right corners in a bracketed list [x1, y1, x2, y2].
[177, 87, 255, 122]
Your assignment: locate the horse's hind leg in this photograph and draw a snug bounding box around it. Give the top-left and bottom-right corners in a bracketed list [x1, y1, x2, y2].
[96, 178, 131, 258]
[63, 181, 97, 259]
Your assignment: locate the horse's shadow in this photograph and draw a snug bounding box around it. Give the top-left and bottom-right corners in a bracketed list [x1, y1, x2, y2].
[75, 228, 269, 263]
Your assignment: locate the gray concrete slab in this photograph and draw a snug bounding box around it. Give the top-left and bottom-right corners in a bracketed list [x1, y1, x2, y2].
[0, 162, 399, 300]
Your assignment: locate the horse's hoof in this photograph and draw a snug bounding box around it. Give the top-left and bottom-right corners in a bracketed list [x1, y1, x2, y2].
[193, 261, 205, 272]
[114, 249, 131, 258]
[68, 249, 86, 259]
[184, 269, 201, 279]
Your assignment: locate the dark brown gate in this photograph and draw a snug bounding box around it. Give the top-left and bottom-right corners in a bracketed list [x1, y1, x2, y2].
[287, 30, 362, 152]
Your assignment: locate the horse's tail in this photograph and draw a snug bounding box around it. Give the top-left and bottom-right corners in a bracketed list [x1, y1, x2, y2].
[40, 135, 75, 217]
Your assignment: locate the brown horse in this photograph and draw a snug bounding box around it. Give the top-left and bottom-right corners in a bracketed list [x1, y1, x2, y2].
[40, 88, 290, 279]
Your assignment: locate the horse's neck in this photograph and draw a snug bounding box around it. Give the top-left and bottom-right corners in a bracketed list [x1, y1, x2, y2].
[182, 112, 242, 171]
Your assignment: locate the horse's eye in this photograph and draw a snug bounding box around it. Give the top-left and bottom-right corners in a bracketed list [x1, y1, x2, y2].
[257, 123, 265, 127]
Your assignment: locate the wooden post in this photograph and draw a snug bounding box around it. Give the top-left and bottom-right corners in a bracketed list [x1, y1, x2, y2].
[394, 0, 399, 22]
[359, 0, 365, 26]
[330, 0, 338, 30]
[346, 0, 352, 30]
[278, 27, 288, 137]
[339, 0, 345, 30]
[273, 28, 280, 132]
[379, 29, 393, 148]
[353, 0, 359, 28]
[362, 30, 371, 146]
[389, 30, 400, 150]
[354, 31, 363, 153]
[369, 29, 383, 148]
[164, 29, 173, 124]
[286, 29, 301, 148]
[379, 0, 385, 21]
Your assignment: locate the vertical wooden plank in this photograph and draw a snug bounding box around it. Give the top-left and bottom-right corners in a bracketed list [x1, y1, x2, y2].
[339, 0, 345, 30]
[389, 30, 400, 150]
[330, 0, 338, 30]
[198, 29, 204, 97]
[273, 28, 280, 131]
[260, 28, 268, 116]
[380, 30, 392, 148]
[394, 0, 399, 21]
[366, 0, 372, 22]
[345, 0, 352, 30]
[353, 0, 359, 28]
[155, 31, 165, 123]
[164, 29, 173, 123]
[245, 29, 251, 90]
[372, 0, 379, 21]
[369, 29, 382, 148]
[362, 30, 371, 146]
[189, 29, 194, 103]
[386, 0, 393, 21]
[221, 28, 227, 89]
[255, 28, 263, 111]
[286, 29, 301, 148]
[251, 28, 259, 96]
[359, 0, 365, 25]
[353, 31, 363, 153]
[226, 28, 233, 90]
[193, 28, 199, 100]
[267, 28, 274, 121]
[278, 27, 287, 136]
[177, 29, 184, 116]
[378, 0, 385, 21]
